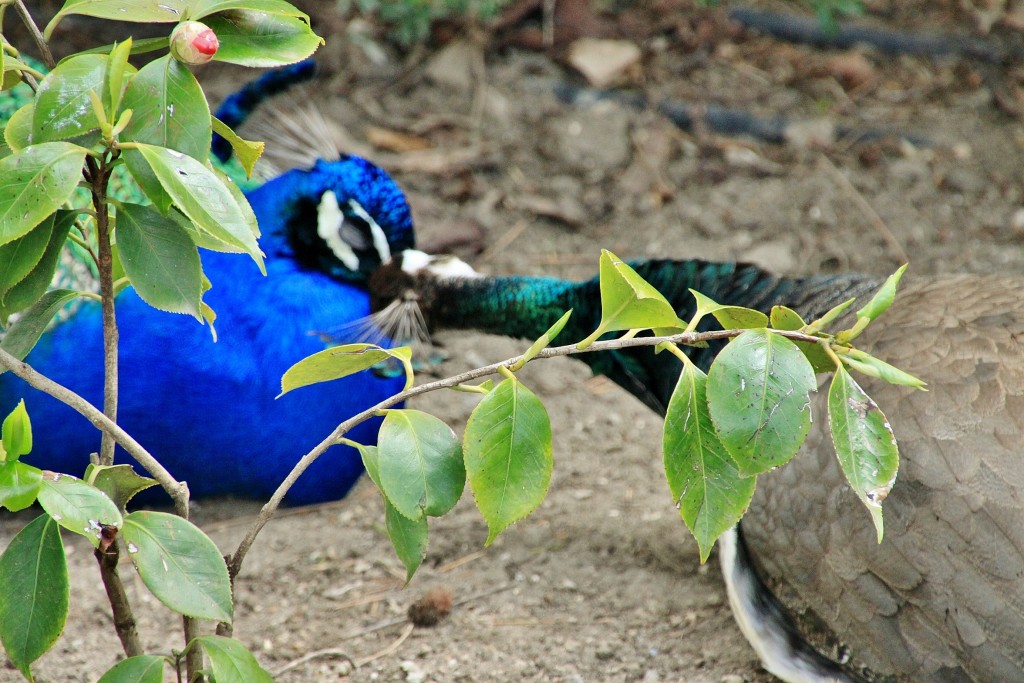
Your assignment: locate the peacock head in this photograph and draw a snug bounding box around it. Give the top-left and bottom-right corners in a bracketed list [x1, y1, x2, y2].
[251, 154, 417, 285]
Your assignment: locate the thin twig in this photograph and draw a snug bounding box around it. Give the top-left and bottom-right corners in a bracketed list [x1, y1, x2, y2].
[95, 543, 143, 657]
[224, 326, 823, 587]
[13, 0, 55, 69]
[0, 347, 189, 514]
[820, 154, 909, 264]
[354, 622, 415, 667]
[89, 155, 120, 466]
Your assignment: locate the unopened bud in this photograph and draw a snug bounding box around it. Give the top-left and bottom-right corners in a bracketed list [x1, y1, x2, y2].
[170, 21, 219, 65]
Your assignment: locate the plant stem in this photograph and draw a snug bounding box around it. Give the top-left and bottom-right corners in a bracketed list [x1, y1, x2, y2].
[13, 0, 54, 69]
[88, 155, 120, 466]
[0, 347, 189, 514]
[222, 325, 824, 611]
[95, 542, 143, 657]
[183, 616, 203, 682]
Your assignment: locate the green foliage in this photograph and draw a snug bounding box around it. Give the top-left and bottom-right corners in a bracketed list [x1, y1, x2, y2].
[195, 634, 275, 683]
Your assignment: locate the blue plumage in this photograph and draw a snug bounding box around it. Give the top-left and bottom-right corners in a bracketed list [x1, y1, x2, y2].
[1, 70, 416, 505]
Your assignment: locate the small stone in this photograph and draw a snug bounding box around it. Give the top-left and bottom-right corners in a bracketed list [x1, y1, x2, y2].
[567, 38, 642, 88]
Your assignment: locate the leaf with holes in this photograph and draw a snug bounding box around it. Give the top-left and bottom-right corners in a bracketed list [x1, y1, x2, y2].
[377, 409, 464, 521]
[37, 472, 122, 548]
[121, 510, 232, 622]
[707, 329, 816, 477]
[664, 363, 757, 562]
[117, 202, 203, 319]
[0, 514, 68, 679]
[464, 377, 552, 545]
[0, 144, 86, 247]
[828, 366, 899, 543]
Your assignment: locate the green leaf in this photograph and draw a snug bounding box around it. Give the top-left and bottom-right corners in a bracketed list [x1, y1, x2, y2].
[190, 0, 310, 20]
[4, 102, 34, 152]
[663, 363, 756, 562]
[120, 55, 211, 157]
[32, 54, 107, 142]
[205, 11, 323, 67]
[509, 309, 572, 371]
[464, 377, 552, 545]
[0, 218, 54, 297]
[195, 635, 274, 683]
[768, 306, 805, 331]
[808, 296, 856, 331]
[710, 306, 769, 331]
[211, 116, 264, 178]
[594, 249, 681, 335]
[128, 143, 263, 270]
[0, 514, 68, 679]
[385, 496, 428, 583]
[828, 366, 899, 543]
[377, 409, 465, 520]
[97, 655, 166, 683]
[707, 329, 817, 477]
[46, 0, 188, 38]
[117, 202, 203, 318]
[855, 264, 907, 324]
[106, 39, 134, 117]
[84, 464, 158, 511]
[0, 289, 79, 364]
[1, 210, 75, 318]
[279, 343, 407, 396]
[121, 510, 232, 622]
[0, 143, 87, 247]
[2, 399, 32, 461]
[841, 350, 927, 389]
[0, 461, 43, 511]
[37, 472, 123, 547]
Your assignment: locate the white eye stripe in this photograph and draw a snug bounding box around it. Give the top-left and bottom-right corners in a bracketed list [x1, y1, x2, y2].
[317, 191, 359, 271]
[347, 199, 392, 265]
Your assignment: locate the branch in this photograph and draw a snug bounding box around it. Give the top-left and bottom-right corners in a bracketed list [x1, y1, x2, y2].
[0, 347, 190, 517]
[13, 0, 55, 69]
[224, 326, 822, 585]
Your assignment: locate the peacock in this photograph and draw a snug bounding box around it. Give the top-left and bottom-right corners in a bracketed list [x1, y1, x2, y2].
[4, 61, 1022, 682]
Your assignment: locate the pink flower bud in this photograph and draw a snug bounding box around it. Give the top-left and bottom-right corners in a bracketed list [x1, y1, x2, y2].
[170, 21, 219, 65]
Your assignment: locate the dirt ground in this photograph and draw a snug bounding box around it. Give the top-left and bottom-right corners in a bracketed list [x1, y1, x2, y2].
[4, 1, 1024, 681]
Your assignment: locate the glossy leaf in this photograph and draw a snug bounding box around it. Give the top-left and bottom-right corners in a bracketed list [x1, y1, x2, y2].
[0, 218, 53, 296]
[377, 409, 464, 520]
[38, 472, 123, 547]
[707, 329, 816, 477]
[205, 11, 323, 67]
[385, 495, 429, 583]
[0, 514, 68, 679]
[0, 289, 79, 364]
[464, 377, 552, 545]
[664, 363, 755, 562]
[195, 635, 274, 683]
[97, 655, 166, 683]
[510, 309, 572, 371]
[120, 55, 211, 157]
[46, 0, 188, 38]
[211, 116, 264, 178]
[32, 54, 106, 142]
[280, 343, 408, 396]
[122, 511, 232, 622]
[0, 461, 43, 511]
[828, 366, 899, 543]
[84, 464, 158, 511]
[0, 144, 87, 247]
[128, 143, 263, 270]
[191, 0, 310, 19]
[116, 202, 203, 318]
[1, 211, 75, 318]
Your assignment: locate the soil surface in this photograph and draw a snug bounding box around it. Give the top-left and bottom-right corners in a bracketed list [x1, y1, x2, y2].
[4, 1, 1024, 681]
